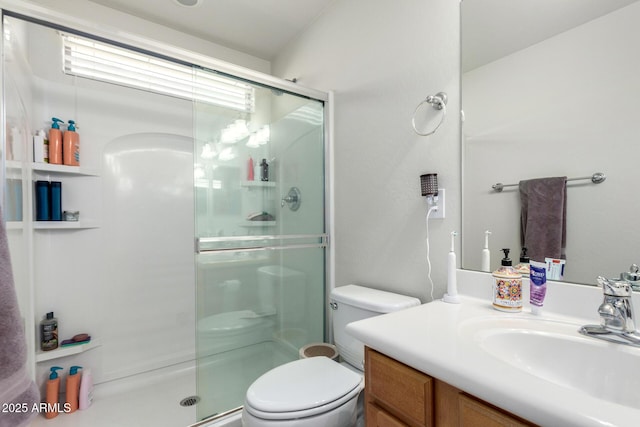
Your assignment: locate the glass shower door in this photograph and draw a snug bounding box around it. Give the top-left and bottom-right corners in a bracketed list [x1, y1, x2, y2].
[193, 71, 326, 420]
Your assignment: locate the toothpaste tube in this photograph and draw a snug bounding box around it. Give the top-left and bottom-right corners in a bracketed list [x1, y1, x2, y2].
[530, 260, 547, 315]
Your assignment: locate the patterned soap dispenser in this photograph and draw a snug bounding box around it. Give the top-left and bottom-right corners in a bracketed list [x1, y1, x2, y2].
[492, 248, 522, 312]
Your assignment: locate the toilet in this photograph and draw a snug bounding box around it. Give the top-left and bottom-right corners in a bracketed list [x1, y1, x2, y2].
[241, 284, 421, 427]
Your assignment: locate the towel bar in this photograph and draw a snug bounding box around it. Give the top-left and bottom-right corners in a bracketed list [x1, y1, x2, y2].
[492, 172, 606, 192]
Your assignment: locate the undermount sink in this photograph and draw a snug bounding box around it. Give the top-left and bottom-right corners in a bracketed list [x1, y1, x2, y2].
[460, 317, 640, 409]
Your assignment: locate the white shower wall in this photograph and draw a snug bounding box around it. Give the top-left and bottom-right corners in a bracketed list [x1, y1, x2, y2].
[26, 22, 197, 385]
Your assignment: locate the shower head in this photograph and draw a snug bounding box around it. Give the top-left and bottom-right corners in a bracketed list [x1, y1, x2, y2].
[420, 173, 438, 198]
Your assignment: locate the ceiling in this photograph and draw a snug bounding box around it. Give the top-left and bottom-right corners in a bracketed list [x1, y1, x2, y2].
[462, 0, 638, 72]
[86, 0, 637, 68]
[87, 0, 336, 61]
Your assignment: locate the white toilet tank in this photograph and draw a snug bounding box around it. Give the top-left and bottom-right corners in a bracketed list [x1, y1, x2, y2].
[330, 285, 420, 371]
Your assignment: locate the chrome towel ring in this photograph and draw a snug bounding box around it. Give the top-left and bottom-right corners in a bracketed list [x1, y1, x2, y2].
[412, 92, 447, 136]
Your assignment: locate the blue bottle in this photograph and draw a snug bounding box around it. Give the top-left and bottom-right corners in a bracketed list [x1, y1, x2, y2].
[50, 181, 62, 221]
[35, 181, 50, 221]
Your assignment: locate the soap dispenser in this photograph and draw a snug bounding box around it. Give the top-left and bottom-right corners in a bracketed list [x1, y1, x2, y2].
[45, 366, 63, 419]
[66, 366, 82, 413]
[492, 248, 522, 312]
[63, 119, 80, 166]
[48, 118, 64, 165]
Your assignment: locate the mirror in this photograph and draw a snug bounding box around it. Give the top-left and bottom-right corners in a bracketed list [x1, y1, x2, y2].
[461, 0, 640, 285]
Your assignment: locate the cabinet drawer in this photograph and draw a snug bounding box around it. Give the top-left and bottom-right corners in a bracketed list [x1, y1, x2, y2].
[365, 348, 433, 427]
[366, 403, 410, 427]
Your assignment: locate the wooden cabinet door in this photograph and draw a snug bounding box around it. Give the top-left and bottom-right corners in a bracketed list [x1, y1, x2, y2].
[366, 403, 410, 427]
[364, 348, 536, 427]
[458, 394, 533, 427]
[365, 348, 433, 427]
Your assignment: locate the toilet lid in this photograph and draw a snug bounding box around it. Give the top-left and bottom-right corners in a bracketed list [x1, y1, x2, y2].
[245, 356, 362, 417]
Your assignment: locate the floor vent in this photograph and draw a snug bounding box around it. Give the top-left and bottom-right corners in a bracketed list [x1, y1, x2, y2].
[180, 395, 200, 407]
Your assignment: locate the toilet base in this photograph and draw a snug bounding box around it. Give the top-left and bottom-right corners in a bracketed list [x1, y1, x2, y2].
[241, 392, 360, 427]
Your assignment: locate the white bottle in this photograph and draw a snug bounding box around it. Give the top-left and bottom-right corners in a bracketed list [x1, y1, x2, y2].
[78, 368, 94, 410]
[481, 230, 491, 272]
[33, 130, 48, 163]
[443, 231, 460, 304]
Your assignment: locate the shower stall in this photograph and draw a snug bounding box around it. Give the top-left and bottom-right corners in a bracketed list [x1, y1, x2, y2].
[3, 9, 328, 425]
[192, 78, 327, 420]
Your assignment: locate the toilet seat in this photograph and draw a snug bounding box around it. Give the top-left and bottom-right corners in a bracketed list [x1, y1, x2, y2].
[244, 356, 363, 420]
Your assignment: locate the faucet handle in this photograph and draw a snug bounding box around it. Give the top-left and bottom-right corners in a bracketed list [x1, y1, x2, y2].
[598, 276, 632, 297]
[621, 264, 640, 287]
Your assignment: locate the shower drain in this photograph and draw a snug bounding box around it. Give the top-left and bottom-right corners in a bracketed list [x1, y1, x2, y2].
[179, 395, 200, 407]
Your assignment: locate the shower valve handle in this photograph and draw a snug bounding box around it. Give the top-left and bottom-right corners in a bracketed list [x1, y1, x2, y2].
[281, 187, 301, 211]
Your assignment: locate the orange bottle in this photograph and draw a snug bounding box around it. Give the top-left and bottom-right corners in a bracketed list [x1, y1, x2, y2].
[48, 118, 64, 165]
[65, 366, 82, 413]
[63, 120, 79, 166]
[45, 367, 63, 419]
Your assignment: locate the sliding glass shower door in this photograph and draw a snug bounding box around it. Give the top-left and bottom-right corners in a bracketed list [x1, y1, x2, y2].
[193, 72, 327, 420]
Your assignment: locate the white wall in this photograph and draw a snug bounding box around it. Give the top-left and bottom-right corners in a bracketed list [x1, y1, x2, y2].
[272, 0, 461, 302]
[462, 3, 640, 284]
[2, 0, 271, 74]
[21, 21, 197, 385]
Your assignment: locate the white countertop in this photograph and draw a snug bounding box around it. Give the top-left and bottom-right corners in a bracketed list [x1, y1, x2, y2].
[345, 270, 640, 427]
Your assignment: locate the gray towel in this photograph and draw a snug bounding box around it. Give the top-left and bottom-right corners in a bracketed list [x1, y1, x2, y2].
[0, 206, 39, 427]
[519, 177, 567, 263]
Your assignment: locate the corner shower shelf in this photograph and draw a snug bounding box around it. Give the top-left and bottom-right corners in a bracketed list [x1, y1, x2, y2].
[33, 220, 100, 230]
[241, 181, 276, 188]
[240, 221, 276, 227]
[35, 338, 101, 363]
[31, 163, 99, 177]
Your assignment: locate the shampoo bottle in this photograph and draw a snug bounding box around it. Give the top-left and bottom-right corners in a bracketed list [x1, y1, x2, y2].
[65, 366, 82, 413]
[50, 182, 62, 221]
[78, 368, 94, 410]
[492, 248, 522, 312]
[63, 120, 80, 166]
[260, 158, 269, 181]
[48, 118, 64, 165]
[481, 230, 491, 272]
[45, 367, 63, 419]
[247, 156, 255, 181]
[33, 130, 48, 163]
[40, 312, 58, 351]
[35, 181, 51, 222]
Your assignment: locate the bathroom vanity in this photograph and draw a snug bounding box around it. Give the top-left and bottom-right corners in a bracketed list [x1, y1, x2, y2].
[346, 270, 640, 427]
[365, 347, 533, 426]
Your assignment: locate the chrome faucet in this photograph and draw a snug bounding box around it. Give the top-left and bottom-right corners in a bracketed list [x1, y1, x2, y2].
[579, 276, 640, 347]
